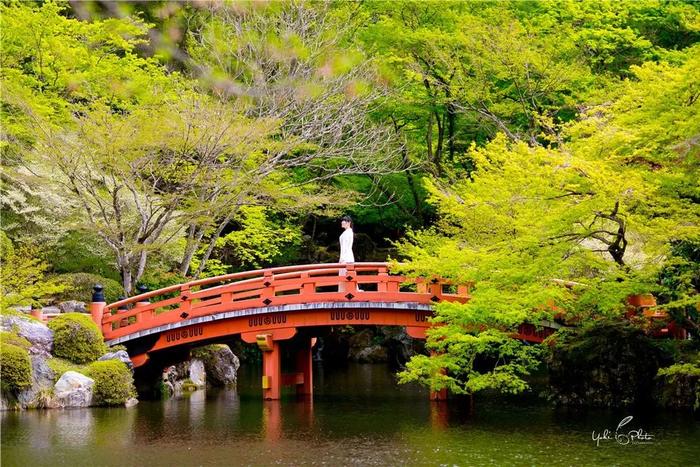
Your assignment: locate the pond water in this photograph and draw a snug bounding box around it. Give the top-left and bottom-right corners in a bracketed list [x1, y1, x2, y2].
[2, 363, 699, 466]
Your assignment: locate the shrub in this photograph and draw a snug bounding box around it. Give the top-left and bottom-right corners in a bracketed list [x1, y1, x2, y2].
[54, 273, 124, 304]
[0, 343, 32, 394]
[48, 313, 107, 364]
[0, 331, 31, 350]
[86, 360, 135, 406]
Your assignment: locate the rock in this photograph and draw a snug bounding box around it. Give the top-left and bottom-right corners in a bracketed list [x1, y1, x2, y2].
[98, 350, 133, 370]
[193, 345, 240, 386]
[18, 355, 57, 409]
[188, 359, 206, 387]
[54, 371, 94, 408]
[348, 329, 388, 363]
[11, 306, 31, 314]
[125, 397, 139, 408]
[162, 359, 206, 395]
[58, 301, 87, 313]
[41, 306, 61, 315]
[1, 314, 53, 356]
[352, 345, 388, 363]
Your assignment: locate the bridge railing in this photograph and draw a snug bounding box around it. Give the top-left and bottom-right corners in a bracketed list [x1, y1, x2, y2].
[101, 262, 470, 340]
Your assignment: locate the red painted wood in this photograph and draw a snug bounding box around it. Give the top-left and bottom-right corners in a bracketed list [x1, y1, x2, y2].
[102, 263, 470, 340]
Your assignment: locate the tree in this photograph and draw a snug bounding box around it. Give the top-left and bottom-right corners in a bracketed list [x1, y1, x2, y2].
[395, 46, 699, 394]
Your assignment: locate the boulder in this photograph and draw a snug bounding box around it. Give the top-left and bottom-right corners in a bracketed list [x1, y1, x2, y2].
[54, 371, 94, 408]
[351, 345, 388, 363]
[58, 301, 87, 313]
[162, 359, 206, 395]
[41, 306, 61, 315]
[1, 314, 53, 356]
[192, 345, 240, 386]
[17, 355, 57, 409]
[125, 397, 139, 408]
[98, 350, 133, 370]
[348, 329, 387, 363]
[188, 359, 206, 387]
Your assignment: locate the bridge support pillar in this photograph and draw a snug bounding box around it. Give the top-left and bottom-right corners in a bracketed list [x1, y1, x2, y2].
[261, 339, 282, 400]
[295, 337, 315, 396]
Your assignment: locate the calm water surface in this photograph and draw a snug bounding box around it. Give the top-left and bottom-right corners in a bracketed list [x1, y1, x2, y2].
[2, 363, 699, 466]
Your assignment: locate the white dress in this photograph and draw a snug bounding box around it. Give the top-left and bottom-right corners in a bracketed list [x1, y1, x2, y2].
[339, 228, 355, 263]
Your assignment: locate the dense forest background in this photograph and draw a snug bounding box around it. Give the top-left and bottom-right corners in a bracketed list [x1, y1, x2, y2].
[2, 1, 699, 399]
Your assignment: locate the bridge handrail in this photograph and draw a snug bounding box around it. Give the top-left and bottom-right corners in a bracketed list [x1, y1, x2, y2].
[105, 262, 391, 311]
[101, 262, 470, 340]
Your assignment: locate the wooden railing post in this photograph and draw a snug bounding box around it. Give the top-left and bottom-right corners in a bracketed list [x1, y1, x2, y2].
[90, 284, 106, 335]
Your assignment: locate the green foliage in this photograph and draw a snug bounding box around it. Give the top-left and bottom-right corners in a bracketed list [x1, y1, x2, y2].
[52, 231, 121, 281]
[54, 273, 124, 304]
[0, 231, 66, 311]
[46, 357, 88, 383]
[398, 328, 542, 395]
[47, 313, 107, 364]
[86, 360, 135, 406]
[0, 343, 33, 394]
[0, 331, 31, 350]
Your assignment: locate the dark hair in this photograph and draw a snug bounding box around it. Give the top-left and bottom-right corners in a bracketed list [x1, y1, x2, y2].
[341, 215, 353, 228]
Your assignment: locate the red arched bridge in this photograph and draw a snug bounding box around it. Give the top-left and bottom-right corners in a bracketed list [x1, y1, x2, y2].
[88, 263, 555, 400]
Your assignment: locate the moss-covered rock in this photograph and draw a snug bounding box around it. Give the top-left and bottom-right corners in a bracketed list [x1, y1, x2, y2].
[191, 344, 239, 386]
[48, 313, 107, 364]
[86, 360, 136, 406]
[546, 321, 672, 407]
[0, 343, 33, 394]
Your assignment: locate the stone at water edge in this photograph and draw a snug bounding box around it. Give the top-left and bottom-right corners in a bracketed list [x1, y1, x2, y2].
[98, 350, 134, 370]
[189, 359, 206, 388]
[125, 397, 139, 408]
[17, 355, 57, 409]
[0, 314, 54, 356]
[162, 359, 207, 395]
[54, 371, 94, 408]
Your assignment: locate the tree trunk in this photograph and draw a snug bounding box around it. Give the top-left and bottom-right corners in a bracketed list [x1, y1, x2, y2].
[426, 113, 434, 164]
[179, 225, 205, 276]
[194, 212, 236, 278]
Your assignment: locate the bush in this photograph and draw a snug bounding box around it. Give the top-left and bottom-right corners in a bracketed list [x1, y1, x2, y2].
[0, 343, 32, 394]
[48, 313, 107, 364]
[0, 331, 31, 350]
[86, 360, 135, 406]
[54, 273, 124, 304]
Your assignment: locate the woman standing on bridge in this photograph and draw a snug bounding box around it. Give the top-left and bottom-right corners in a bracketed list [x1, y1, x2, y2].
[339, 216, 355, 291]
[339, 215, 355, 264]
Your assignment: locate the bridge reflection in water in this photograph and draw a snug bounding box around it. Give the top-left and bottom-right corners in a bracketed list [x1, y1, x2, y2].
[88, 263, 552, 400]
